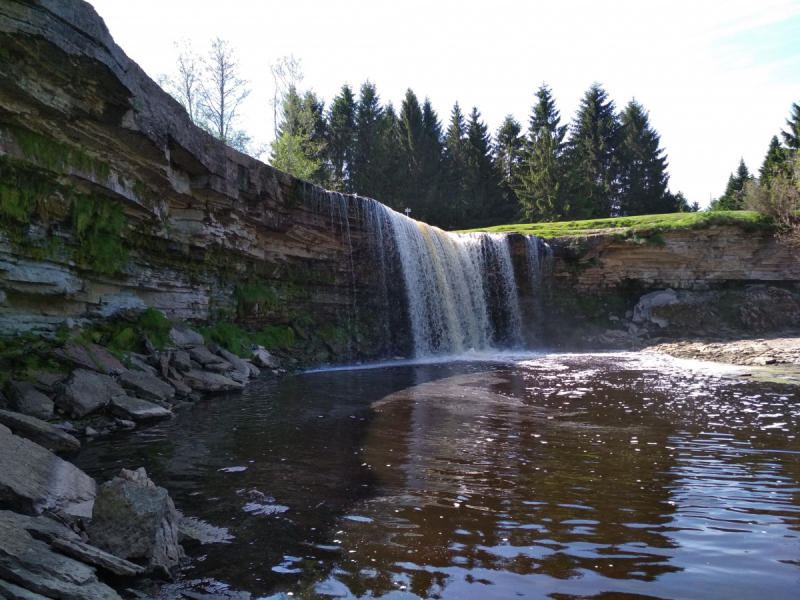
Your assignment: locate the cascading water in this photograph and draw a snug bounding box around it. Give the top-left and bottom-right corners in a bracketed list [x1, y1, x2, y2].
[306, 187, 546, 358]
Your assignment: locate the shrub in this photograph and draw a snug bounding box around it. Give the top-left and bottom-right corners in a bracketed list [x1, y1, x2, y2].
[744, 157, 800, 245]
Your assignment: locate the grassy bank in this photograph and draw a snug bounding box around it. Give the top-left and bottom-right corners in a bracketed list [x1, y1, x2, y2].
[459, 211, 770, 238]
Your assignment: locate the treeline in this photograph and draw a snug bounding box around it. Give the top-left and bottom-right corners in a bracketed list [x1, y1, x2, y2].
[271, 82, 696, 230]
[711, 102, 800, 211]
[158, 41, 694, 230]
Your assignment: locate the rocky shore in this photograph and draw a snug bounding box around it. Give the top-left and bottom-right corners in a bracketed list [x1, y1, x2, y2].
[0, 317, 279, 599]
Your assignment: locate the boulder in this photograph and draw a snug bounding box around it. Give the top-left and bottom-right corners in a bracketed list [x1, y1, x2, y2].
[0, 515, 120, 600]
[118, 371, 175, 402]
[0, 410, 80, 453]
[170, 351, 192, 373]
[7, 383, 53, 421]
[109, 396, 172, 422]
[27, 371, 67, 394]
[53, 341, 99, 372]
[165, 376, 191, 398]
[188, 345, 221, 366]
[0, 426, 96, 515]
[88, 345, 126, 375]
[203, 361, 233, 374]
[182, 370, 244, 393]
[56, 370, 125, 419]
[168, 324, 204, 348]
[252, 346, 279, 369]
[50, 538, 145, 577]
[88, 468, 184, 578]
[227, 370, 248, 385]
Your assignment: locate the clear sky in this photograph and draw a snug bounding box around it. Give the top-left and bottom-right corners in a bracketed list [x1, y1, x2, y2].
[87, 0, 800, 208]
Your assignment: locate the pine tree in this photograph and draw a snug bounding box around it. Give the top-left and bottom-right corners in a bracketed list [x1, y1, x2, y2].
[711, 158, 752, 210]
[567, 83, 620, 218]
[781, 102, 800, 152]
[398, 89, 425, 213]
[271, 90, 329, 185]
[617, 100, 672, 215]
[495, 116, 524, 224]
[462, 107, 502, 228]
[350, 82, 385, 198]
[443, 103, 469, 228]
[418, 99, 445, 225]
[327, 84, 357, 191]
[513, 85, 569, 222]
[759, 135, 787, 187]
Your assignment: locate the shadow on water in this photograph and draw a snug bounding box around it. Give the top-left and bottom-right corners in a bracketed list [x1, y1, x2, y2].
[73, 353, 800, 600]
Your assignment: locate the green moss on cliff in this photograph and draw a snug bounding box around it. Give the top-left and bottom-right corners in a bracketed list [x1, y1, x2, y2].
[10, 126, 111, 180]
[71, 194, 128, 274]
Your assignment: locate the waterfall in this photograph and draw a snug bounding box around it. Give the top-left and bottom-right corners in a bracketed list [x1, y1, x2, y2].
[306, 188, 543, 358]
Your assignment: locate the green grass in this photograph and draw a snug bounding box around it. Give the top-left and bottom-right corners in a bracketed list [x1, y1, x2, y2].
[458, 211, 772, 239]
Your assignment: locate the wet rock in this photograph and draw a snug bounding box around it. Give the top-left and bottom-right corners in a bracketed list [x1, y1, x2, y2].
[203, 361, 233, 374]
[169, 325, 204, 348]
[0, 515, 120, 600]
[171, 351, 192, 373]
[27, 371, 67, 395]
[88, 344, 126, 375]
[159, 352, 171, 379]
[114, 418, 136, 429]
[127, 354, 158, 377]
[109, 396, 172, 422]
[50, 538, 146, 577]
[227, 370, 248, 385]
[632, 289, 678, 328]
[215, 348, 251, 379]
[7, 383, 53, 421]
[0, 410, 80, 453]
[182, 370, 244, 393]
[53, 341, 99, 372]
[0, 425, 96, 516]
[0, 510, 80, 545]
[84, 427, 98, 437]
[188, 346, 221, 366]
[57, 370, 125, 419]
[252, 346, 279, 369]
[118, 371, 175, 402]
[88, 468, 184, 578]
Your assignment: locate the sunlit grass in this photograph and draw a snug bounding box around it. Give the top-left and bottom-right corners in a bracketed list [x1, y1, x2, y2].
[458, 211, 770, 238]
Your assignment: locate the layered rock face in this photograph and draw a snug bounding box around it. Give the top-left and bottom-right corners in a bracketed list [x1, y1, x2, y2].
[0, 0, 369, 344]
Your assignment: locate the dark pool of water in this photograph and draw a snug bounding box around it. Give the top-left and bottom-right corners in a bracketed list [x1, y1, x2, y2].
[73, 352, 800, 600]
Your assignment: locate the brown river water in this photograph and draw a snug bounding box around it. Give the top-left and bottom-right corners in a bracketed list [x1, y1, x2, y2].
[73, 352, 800, 600]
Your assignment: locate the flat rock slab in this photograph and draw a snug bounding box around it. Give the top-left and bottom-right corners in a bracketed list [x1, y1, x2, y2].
[7, 383, 53, 421]
[188, 346, 222, 366]
[252, 347, 279, 369]
[0, 578, 52, 600]
[109, 396, 172, 422]
[0, 516, 120, 600]
[50, 537, 145, 577]
[53, 341, 98, 372]
[118, 370, 175, 402]
[215, 348, 250, 377]
[89, 345, 126, 375]
[0, 410, 80, 453]
[0, 426, 96, 516]
[56, 370, 125, 419]
[182, 370, 244, 393]
[169, 325, 204, 348]
[170, 351, 192, 373]
[0, 510, 80, 544]
[27, 371, 67, 394]
[126, 354, 158, 377]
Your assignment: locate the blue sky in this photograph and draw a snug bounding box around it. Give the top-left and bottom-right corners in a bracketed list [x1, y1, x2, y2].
[87, 0, 800, 209]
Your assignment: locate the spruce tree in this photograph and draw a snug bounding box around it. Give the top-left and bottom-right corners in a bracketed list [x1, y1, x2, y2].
[350, 82, 385, 198]
[567, 83, 620, 218]
[463, 107, 502, 228]
[495, 116, 523, 221]
[419, 99, 445, 225]
[759, 135, 787, 186]
[781, 102, 800, 152]
[398, 89, 425, 214]
[617, 100, 671, 215]
[327, 84, 356, 191]
[513, 85, 569, 222]
[711, 158, 752, 210]
[443, 103, 469, 228]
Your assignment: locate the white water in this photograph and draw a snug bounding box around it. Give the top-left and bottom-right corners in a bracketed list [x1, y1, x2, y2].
[307, 188, 547, 358]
